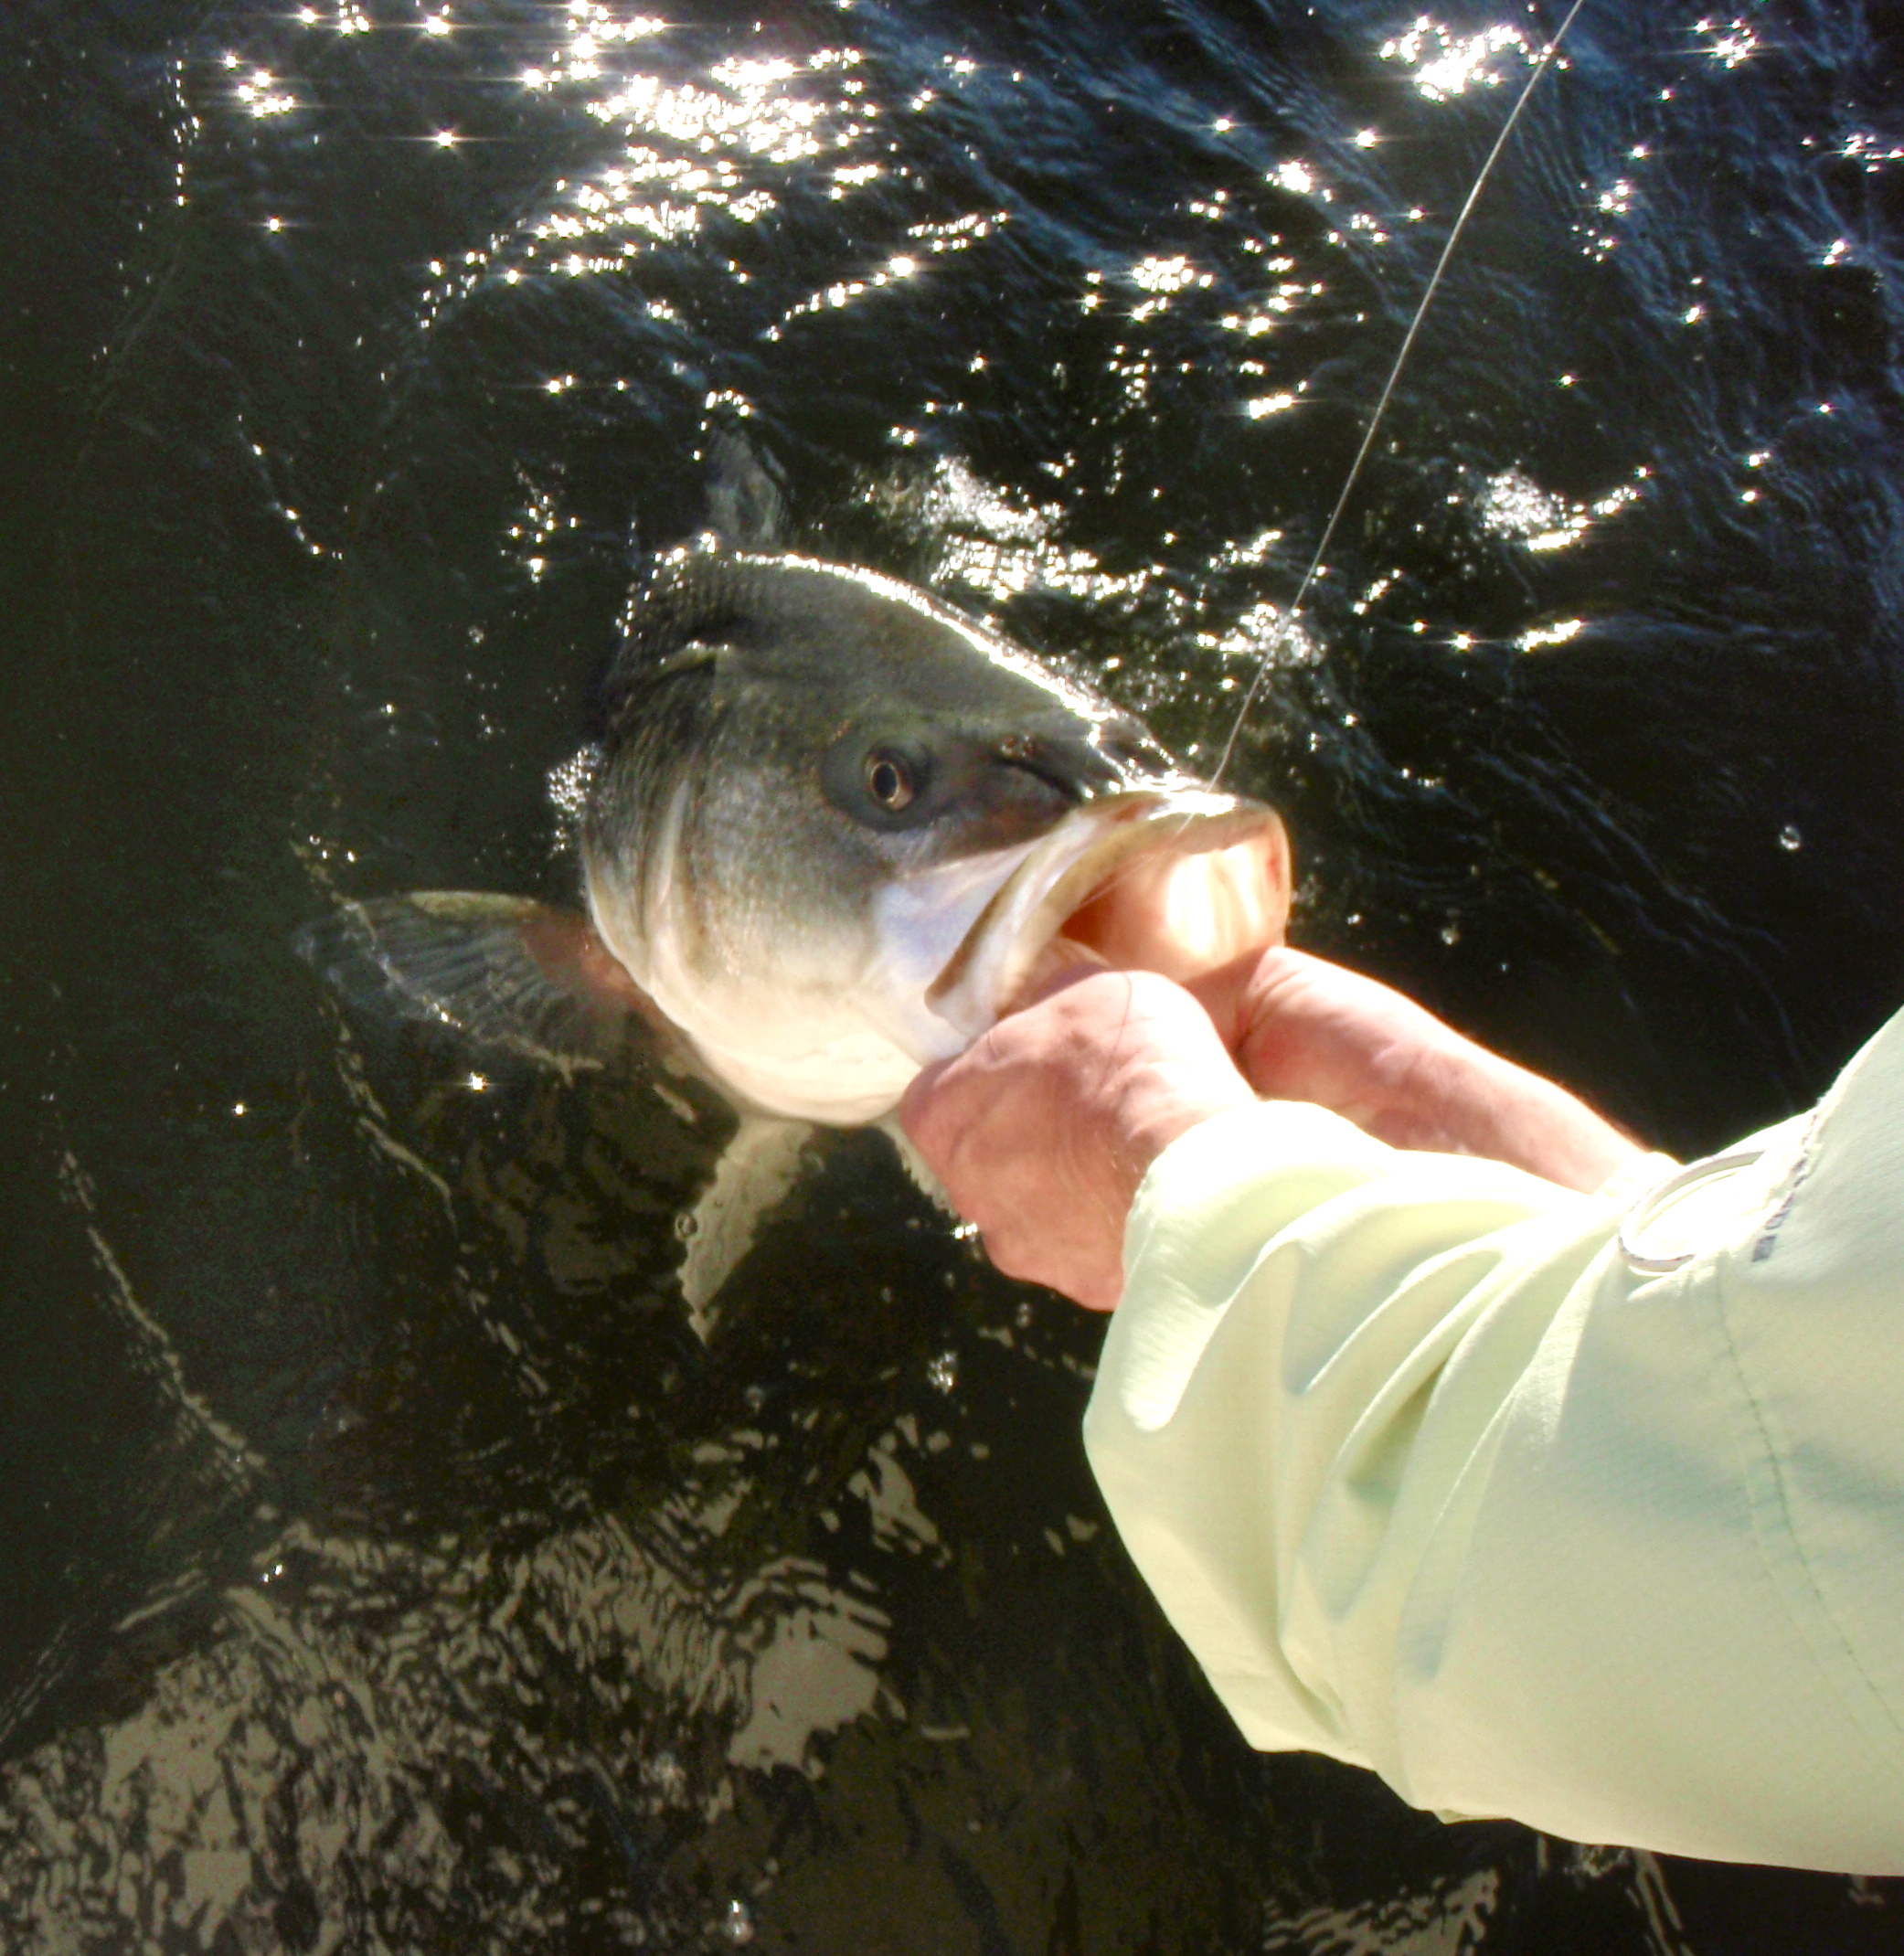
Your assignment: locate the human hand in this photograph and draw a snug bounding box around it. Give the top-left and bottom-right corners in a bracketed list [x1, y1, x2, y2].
[899, 969, 1254, 1310]
[903, 946, 1646, 1313]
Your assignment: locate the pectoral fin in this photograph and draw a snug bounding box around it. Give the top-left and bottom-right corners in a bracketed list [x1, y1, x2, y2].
[678, 1117, 814, 1338]
[704, 431, 787, 549]
[294, 892, 655, 1079]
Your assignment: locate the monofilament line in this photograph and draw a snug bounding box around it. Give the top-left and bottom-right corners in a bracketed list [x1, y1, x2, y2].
[1208, 0, 1590, 789]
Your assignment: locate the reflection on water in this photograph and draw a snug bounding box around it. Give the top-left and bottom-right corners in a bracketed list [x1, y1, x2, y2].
[5, 0, 1904, 1948]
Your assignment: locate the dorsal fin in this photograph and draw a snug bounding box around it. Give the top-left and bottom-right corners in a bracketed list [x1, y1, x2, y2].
[704, 431, 787, 549]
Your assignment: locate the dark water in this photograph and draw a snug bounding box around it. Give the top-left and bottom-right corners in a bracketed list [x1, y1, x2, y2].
[5, 0, 1904, 1948]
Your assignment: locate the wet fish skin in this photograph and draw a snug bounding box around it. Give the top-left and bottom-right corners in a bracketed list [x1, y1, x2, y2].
[582, 544, 1172, 978]
[576, 547, 1194, 1122]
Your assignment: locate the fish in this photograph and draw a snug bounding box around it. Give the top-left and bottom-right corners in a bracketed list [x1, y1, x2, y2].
[299, 537, 1291, 1316]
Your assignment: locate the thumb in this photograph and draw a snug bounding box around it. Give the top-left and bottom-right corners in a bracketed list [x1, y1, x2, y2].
[898, 1057, 956, 1151]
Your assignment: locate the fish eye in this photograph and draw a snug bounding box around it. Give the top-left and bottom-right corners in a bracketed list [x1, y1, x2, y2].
[820, 732, 935, 828]
[864, 749, 916, 812]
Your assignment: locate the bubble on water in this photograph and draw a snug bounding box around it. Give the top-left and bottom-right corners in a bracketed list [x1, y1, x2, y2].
[721, 1898, 756, 1945]
[547, 744, 601, 828]
[926, 1351, 958, 1394]
[1778, 824, 1803, 852]
[1441, 920, 1462, 946]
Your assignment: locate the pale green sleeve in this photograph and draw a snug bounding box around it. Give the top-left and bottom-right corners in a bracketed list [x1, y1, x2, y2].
[1083, 1012, 1904, 1873]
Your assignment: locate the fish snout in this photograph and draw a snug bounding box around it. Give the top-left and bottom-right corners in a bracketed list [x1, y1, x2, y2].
[989, 715, 1178, 803]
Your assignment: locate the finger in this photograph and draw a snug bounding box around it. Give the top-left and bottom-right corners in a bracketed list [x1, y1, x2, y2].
[898, 1056, 969, 1172]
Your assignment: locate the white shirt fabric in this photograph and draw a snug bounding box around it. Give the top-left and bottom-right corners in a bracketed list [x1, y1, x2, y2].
[1084, 1003, 1904, 1873]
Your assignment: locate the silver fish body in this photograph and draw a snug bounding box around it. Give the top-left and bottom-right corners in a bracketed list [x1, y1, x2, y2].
[301, 546, 1291, 1128]
[574, 547, 1291, 1122]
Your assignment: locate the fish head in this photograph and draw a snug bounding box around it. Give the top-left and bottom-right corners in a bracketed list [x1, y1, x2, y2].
[582, 549, 1290, 1122]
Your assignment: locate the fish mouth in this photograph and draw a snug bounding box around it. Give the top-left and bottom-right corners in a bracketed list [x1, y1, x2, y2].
[925, 789, 1292, 1041]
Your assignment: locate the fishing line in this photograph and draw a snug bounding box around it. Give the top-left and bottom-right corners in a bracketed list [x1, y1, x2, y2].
[1208, 0, 1590, 788]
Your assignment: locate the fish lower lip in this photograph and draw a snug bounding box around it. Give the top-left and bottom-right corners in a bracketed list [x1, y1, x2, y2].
[925, 790, 1292, 1038]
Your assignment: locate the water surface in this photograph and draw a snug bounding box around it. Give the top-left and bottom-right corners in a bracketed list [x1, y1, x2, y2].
[5, 0, 1904, 1948]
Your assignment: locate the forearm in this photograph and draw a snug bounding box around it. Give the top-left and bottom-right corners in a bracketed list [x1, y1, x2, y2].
[1088, 1040, 1904, 1871]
